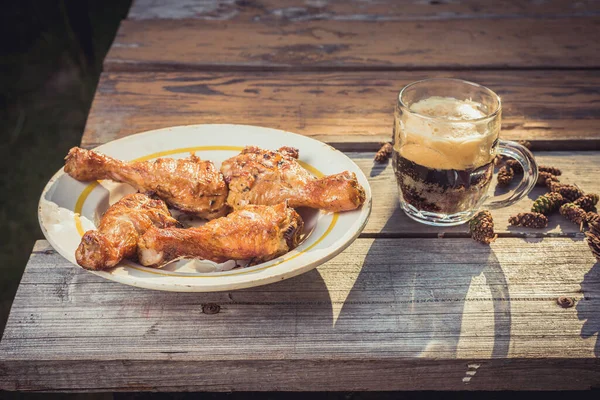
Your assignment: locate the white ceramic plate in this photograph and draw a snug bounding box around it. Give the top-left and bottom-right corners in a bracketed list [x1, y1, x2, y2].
[38, 124, 372, 292]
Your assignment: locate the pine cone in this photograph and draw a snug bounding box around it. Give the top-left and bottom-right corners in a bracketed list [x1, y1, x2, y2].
[505, 159, 523, 174]
[549, 183, 584, 202]
[573, 194, 599, 212]
[586, 212, 600, 226]
[497, 166, 514, 186]
[538, 165, 562, 176]
[374, 142, 393, 162]
[517, 140, 532, 150]
[508, 212, 548, 229]
[531, 192, 565, 215]
[585, 229, 600, 262]
[536, 171, 559, 187]
[547, 181, 561, 192]
[469, 210, 496, 244]
[589, 220, 600, 236]
[559, 203, 587, 227]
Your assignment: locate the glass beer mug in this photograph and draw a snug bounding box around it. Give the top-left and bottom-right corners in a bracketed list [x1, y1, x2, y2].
[393, 78, 537, 226]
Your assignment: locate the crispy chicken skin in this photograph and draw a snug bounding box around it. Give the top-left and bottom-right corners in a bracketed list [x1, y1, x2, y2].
[76, 193, 180, 270]
[64, 147, 229, 219]
[138, 203, 303, 267]
[220, 146, 366, 212]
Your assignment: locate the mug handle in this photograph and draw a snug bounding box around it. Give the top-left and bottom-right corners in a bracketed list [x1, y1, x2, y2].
[483, 140, 538, 210]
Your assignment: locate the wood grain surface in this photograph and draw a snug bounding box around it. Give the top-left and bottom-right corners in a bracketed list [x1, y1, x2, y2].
[82, 71, 600, 150]
[128, 0, 600, 21]
[104, 17, 600, 71]
[0, 239, 598, 391]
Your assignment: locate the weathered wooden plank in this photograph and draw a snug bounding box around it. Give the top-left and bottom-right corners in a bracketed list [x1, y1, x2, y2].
[0, 239, 598, 391]
[3, 359, 599, 392]
[104, 18, 600, 70]
[128, 0, 600, 21]
[82, 71, 600, 150]
[352, 151, 600, 237]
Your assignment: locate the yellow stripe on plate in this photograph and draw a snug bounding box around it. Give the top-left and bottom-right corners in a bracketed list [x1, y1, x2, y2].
[74, 181, 99, 236]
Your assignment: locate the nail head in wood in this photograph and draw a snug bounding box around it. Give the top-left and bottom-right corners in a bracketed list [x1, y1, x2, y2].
[202, 303, 221, 314]
[556, 296, 575, 308]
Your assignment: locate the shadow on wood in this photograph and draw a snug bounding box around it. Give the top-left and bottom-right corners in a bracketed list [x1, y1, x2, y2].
[335, 207, 512, 360]
[577, 261, 600, 357]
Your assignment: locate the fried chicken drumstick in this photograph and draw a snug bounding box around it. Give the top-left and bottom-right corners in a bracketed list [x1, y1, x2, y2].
[221, 146, 366, 212]
[76, 193, 180, 270]
[65, 147, 229, 219]
[138, 203, 303, 267]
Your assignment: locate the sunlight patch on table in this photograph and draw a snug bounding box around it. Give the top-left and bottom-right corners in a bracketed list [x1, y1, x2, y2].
[456, 272, 495, 359]
[319, 249, 369, 327]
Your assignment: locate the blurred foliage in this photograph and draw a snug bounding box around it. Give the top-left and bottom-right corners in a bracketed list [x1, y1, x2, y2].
[0, 0, 131, 336]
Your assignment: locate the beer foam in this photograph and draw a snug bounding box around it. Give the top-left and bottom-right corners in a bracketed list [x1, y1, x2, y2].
[397, 96, 498, 170]
[410, 96, 486, 122]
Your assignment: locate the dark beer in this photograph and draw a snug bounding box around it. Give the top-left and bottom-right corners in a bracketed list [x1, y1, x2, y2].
[393, 152, 494, 214]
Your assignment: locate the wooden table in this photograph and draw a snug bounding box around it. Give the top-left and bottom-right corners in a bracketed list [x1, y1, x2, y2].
[1, 0, 600, 392]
